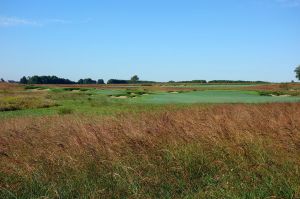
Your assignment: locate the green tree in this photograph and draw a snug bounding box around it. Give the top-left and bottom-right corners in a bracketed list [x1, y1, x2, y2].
[22, 76, 74, 84]
[77, 78, 96, 84]
[295, 65, 300, 80]
[130, 75, 139, 83]
[20, 76, 28, 84]
[0, 78, 5, 82]
[107, 79, 128, 84]
[97, 79, 105, 84]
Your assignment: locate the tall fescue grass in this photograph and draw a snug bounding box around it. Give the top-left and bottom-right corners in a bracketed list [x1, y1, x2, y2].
[0, 83, 22, 90]
[1, 103, 300, 198]
[0, 96, 57, 111]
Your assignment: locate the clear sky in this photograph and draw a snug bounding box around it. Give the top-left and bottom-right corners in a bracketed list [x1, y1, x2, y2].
[0, 0, 299, 82]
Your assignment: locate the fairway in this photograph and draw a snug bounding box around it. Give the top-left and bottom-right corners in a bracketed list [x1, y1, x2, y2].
[2, 86, 300, 119]
[129, 90, 300, 104]
[163, 84, 267, 88]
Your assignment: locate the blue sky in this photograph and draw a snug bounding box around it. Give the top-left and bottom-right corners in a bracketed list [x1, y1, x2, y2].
[0, 0, 299, 82]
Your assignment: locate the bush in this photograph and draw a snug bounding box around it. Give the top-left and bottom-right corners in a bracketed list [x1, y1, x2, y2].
[58, 108, 73, 115]
[258, 91, 283, 96]
[258, 90, 300, 96]
[63, 88, 80, 91]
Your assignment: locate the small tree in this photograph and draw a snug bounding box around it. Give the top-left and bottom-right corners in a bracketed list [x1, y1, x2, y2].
[97, 79, 105, 84]
[0, 78, 5, 82]
[20, 76, 28, 84]
[107, 79, 128, 84]
[130, 75, 139, 83]
[78, 79, 84, 84]
[295, 65, 300, 80]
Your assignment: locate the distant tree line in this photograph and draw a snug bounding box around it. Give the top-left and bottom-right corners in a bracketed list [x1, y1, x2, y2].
[8, 66, 300, 84]
[20, 76, 105, 85]
[20, 76, 76, 84]
[107, 80, 157, 84]
[78, 78, 104, 84]
[168, 80, 207, 84]
[208, 80, 269, 84]
[18, 75, 159, 85]
[15, 75, 275, 85]
[106, 76, 156, 84]
[106, 79, 128, 84]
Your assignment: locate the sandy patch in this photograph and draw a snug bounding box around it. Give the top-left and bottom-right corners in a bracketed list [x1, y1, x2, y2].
[111, 96, 128, 99]
[279, 95, 291, 97]
[118, 96, 128, 99]
[271, 94, 291, 97]
[30, 88, 48, 92]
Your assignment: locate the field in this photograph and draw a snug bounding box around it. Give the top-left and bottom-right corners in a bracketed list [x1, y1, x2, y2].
[1, 82, 300, 198]
[1, 83, 300, 118]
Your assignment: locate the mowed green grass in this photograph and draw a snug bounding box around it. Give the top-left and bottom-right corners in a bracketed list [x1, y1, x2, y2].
[0, 89, 167, 118]
[129, 90, 300, 104]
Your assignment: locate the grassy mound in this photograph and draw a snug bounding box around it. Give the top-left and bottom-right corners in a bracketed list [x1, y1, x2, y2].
[0, 96, 58, 111]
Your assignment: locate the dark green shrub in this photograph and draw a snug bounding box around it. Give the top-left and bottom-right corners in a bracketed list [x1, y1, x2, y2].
[24, 85, 47, 90]
[58, 108, 73, 115]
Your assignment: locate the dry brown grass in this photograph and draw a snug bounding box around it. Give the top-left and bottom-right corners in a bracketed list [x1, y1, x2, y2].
[11, 82, 300, 93]
[0, 83, 22, 90]
[2, 82, 300, 90]
[1, 103, 300, 174]
[1, 103, 300, 198]
[245, 83, 300, 91]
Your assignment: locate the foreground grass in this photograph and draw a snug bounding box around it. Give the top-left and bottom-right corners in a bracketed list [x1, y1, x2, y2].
[1, 103, 300, 198]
